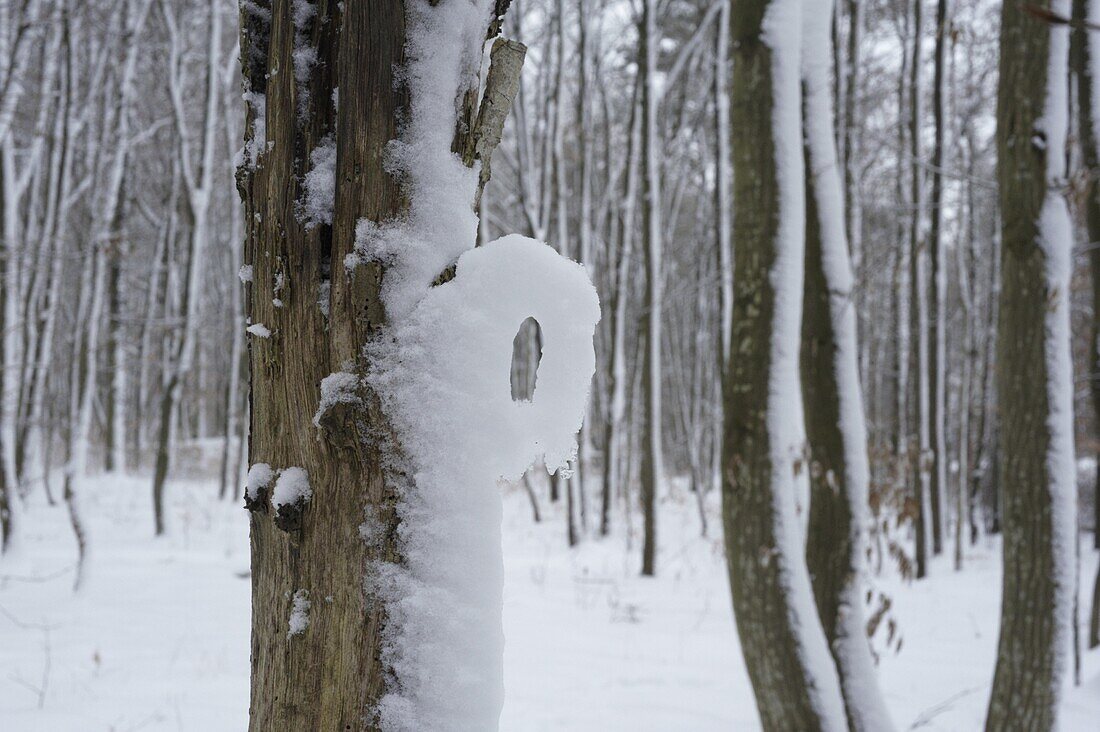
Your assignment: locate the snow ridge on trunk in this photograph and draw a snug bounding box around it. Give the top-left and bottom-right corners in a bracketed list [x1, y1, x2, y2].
[762, 1, 847, 728]
[360, 2, 601, 729]
[801, 1, 894, 729]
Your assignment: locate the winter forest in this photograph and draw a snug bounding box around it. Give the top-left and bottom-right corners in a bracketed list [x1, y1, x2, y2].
[1, 0, 1100, 729]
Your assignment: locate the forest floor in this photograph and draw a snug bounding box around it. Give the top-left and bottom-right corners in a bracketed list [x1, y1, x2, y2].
[0, 472, 1097, 731]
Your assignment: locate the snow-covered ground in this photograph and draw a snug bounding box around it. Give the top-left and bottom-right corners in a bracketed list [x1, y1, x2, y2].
[0, 473, 1097, 730]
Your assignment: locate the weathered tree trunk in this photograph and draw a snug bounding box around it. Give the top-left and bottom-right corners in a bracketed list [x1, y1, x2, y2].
[240, 0, 405, 726]
[800, 2, 893, 729]
[986, 1, 1076, 728]
[723, 1, 846, 729]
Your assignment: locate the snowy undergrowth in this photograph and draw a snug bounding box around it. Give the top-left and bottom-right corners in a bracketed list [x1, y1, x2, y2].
[349, 0, 601, 729]
[0, 475, 1098, 730]
[2, 476, 1099, 730]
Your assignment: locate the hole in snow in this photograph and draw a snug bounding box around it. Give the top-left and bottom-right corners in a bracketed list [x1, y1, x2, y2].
[510, 316, 543, 402]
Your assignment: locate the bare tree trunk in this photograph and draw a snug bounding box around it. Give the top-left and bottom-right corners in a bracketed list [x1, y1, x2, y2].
[909, 0, 931, 579]
[723, 2, 846, 728]
[928, 0, 947, 557]
[1072, 0, 1100, 654]
[639, 0, 662, 577]
[986, 1, 1076, 728]
[241, 0, 403, 724]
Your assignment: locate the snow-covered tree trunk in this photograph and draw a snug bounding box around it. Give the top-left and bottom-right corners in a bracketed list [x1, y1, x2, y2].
[800, 3, 893, 729]
[722, 1, 847, 728]
[985, 0, 1076, 727]
[242, 1, 583, 728]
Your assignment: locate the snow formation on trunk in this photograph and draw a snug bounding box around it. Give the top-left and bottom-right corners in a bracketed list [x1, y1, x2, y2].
[353, 1, 602, 729]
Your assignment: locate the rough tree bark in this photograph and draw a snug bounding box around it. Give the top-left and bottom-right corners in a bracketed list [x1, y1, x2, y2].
[722, 1, 847, 729]
[908, 0, 930, 579]
[240, 0, 405, 725]
[639, 0, 663, 576]
[241, 0, 521, 727]
[986, 1, 1076, 728]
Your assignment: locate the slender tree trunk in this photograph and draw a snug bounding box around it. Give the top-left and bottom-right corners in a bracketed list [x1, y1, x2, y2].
[986, 1, 1077, 728]
[800, 3, 893, 729]
[928, 0, 947, 557]
[1073, 0, 1100, 556]
[639, 0, 663, 577]
[1072, 0, 1100, 653]
[600, 83, 640, 538]
[0, 149, 15, 553]
[909, 0, 931, 579]
[723, 2, 847, 728]
[842, 0, 862, 270]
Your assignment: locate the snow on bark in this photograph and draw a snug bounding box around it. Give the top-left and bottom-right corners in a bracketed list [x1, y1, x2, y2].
[245, 463, 274, 502]
[271, 466, 311, 510]
[286, 589, 311, 639]
[352, 1, 601, 727]
[238, 264, 254, 283]
[246, 323, 271, 338]
[312, 371, 361, 427]
[240, 91, 267, 168]
[348, 0, 485, 323]
[299, 134, 336, 228]
[801, 1, 894, 729]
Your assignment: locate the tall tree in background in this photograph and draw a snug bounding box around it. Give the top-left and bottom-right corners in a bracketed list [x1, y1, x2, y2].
[722, 0, 847, 727]
[800, 1, 893, 728]
[986, 1, 1077, 728]
[1072, 0, 1100, 651]
[240, 0, 522, 725]
[928, 0, 948, 557]
[151, 0, 222, 535]
[909, 0, 931, 578]
[639, 0, 663, 576]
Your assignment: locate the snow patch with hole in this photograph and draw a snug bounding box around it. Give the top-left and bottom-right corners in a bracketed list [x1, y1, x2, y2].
[369, 234, 600, 731]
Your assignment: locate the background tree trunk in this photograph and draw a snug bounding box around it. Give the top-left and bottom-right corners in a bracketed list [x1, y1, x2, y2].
[986, 1, 1077, 728]
[801, 2, 893, 728]
[723, 1, 847, 728]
